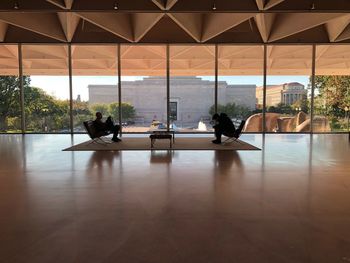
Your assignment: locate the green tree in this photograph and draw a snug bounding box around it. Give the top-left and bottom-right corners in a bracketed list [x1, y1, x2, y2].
[73, 100, 92, 130]
[108, 102, 136, 121]
[291, 98, 309, 114]
[209, 103, 252, 119]
[209, 104, 226, 116]
[24, 86, 67, 132]
[313, 75, 350, 117]
[312, 75, 350, 130]
[0, 76, 31, 131]
[90, 103, 109, 117]
[268, 103, 293, 114]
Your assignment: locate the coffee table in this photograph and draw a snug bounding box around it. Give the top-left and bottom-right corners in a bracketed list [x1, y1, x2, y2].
[148, 129, 175, 148]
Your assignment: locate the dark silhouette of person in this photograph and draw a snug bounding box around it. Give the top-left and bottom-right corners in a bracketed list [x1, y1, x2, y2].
[212, 113, 245, 144]
[93, 112, 121, 142]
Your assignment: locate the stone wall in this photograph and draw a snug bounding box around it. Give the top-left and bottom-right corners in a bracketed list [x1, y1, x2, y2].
[88, 77, 256, 125]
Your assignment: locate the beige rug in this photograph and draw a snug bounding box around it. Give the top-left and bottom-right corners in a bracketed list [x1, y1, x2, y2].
[63, 137, 260, 151]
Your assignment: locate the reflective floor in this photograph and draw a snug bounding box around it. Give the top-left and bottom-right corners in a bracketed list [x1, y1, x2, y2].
[0, 134, 349, 263]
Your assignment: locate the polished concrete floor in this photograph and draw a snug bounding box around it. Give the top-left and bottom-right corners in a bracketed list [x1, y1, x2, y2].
[0, 134, 349, 263]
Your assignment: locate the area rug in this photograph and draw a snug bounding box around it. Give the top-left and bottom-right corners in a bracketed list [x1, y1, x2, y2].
[63, 137, 260, 151]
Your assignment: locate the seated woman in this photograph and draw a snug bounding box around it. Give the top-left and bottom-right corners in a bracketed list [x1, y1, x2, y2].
[93, 112, 121, 142]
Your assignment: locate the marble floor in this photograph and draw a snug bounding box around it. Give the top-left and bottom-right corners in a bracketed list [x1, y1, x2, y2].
[0, 134, 349, 263]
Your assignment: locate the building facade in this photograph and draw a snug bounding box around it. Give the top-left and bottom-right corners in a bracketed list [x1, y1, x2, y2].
[256, 82, 307, 107]
[88, 77, 256, 126]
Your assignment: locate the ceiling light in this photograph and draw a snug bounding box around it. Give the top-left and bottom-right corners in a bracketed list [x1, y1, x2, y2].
[212, 3, 217, 10]
[310, 2, 315, 10]
[113, 2, 118, 10]
[14, 2, 19, 9]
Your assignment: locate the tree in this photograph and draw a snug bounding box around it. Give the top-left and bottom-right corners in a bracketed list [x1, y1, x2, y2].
[209, 104, 226, 116]
[108, 102, 136, 121]
[209, 102, 252, 119]
[72, 100, 92, 131]
[291, 98, 309, 114]
[24, 86, 68, 132]
[90, 103, 109, 117]
[267, 103, 293, 114]
[313, 75, 350, 117]
[313, 75, 350, 130]
[0, 76, 30, 131]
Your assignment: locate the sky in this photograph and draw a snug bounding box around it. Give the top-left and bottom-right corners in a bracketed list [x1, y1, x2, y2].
[30, 75, 310, 101]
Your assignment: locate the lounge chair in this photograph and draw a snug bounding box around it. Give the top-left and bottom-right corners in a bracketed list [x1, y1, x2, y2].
[222, 120, 246, 145]
[83, 120, 112, 146]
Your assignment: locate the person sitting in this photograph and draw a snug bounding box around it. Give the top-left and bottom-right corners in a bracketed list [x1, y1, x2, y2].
[212, 113, 244, 144]
[93, 112, 121, 142]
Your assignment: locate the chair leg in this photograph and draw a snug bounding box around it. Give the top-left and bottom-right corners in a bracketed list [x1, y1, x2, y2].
[222, 137, 233, 145]
[91, 137, 110, 146]
[222, 137, 244, 145]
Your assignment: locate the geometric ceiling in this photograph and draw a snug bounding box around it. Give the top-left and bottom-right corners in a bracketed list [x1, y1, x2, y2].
[1, 0, 350, 76]
[1, 0, 350, 44]
[2, 44, 350, 76]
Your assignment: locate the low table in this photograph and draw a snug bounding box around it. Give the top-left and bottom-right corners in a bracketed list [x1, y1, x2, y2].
[149, 129, 175, 148]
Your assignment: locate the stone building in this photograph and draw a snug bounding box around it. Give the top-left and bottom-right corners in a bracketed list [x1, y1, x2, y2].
[88, 76, 256, 126]
[256, 82, 307, 107]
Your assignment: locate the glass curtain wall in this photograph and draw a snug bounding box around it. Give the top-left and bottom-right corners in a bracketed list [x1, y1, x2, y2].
[314, 45, 350, 132]
[0, 45, 21, 133]
[2, 43, 350, 134]
[170, 45, 215, 132]
[265, 45, 312, 133]
[72, 45, 118, 132]
[120, 45, 166, 133]
[218, 45, 264, 132]
[22, 45, 70, 133]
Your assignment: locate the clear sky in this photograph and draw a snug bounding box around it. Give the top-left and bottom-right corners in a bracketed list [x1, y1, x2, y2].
[31, 75, 310, 101]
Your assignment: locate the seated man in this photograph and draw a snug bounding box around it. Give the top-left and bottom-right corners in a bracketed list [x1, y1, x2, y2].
[93, 112, 121, 142]
[212, 113, 244, 144]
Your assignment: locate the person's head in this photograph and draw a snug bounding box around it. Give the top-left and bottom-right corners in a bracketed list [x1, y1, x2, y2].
[212, 113, 219, 121]
[95, 112, 103, 120]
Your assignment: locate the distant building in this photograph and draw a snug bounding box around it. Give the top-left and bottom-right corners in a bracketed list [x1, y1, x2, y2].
[256, 82, 307, 107]
[88, 77, 256, 125]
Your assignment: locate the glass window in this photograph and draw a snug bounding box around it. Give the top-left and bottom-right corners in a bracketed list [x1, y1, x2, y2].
[121, 45, 166, 132]
[170, 45, 215, 133]
[218, 45, 263, 132]
[170, 101, 178, 121]
[22, 45, 70, 133]
[0, 45, 21, 133]
[314, 45, 350, 132]
[72, 45, 118, 133]
[266, 45, 312, 133]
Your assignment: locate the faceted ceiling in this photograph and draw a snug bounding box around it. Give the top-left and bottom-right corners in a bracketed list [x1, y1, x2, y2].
[1, 0, 350, 44]
[1, 0, 350, 76]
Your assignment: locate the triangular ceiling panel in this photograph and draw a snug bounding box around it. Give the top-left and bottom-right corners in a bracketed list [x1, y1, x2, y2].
[72, 20, 129, 43]
[268, 13, 341, 42]
[273, 24, 330, 43]
[335, 23, 350, 42]
[207, 19, 263, 43]
[0, 12, 66, 42]
[5, 24, 61, 43]
[139, 15, 197, 43]
[76, 12, 133, 42]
